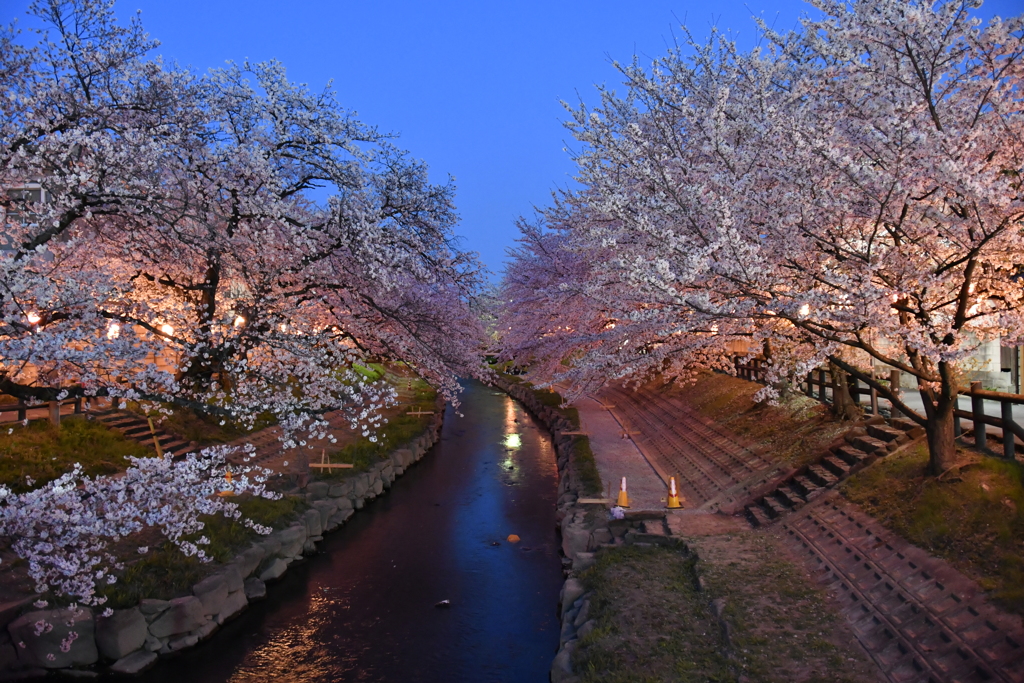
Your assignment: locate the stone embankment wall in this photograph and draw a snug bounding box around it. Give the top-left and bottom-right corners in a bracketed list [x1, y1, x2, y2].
[494, 379, 654, 683]
[0, 396, 445, 679]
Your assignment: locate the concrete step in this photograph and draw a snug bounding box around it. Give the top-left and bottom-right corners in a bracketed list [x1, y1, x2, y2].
[835, 445, 870, 465]
[792, 474, 821, 497]
[745, 504, 771, 528]
[852, 435, 888, 454]
[774, 484, 806, 509]
[822, 455, 851, 478]
[761, 495, 789, 519]
[807, 464, 838, 488]
[866, 424, 903, 442]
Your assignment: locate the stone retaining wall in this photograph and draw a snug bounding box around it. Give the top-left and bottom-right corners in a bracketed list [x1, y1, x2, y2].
[493, 379, 634, 683]
[0, 396, 446, 679]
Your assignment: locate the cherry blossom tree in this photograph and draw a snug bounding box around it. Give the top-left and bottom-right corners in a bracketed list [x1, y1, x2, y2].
[0, 0, 484, 440]
[502, 0, 1024, 474]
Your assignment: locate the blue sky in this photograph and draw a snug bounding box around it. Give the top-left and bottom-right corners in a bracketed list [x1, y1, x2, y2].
[3, 0, 1020, 277]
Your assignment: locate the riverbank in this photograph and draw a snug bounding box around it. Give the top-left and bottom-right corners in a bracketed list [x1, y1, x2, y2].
[0, 395, 446, 679]
[509, 372, 1024, 682]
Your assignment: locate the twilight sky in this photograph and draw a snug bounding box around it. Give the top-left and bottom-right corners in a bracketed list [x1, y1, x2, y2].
[3, 0, 1020, 277]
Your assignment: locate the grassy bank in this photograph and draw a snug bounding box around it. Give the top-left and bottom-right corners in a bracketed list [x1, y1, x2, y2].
[100, 495, 305, 608]
[842, 443, 1024, 615]
[573, 537, 877, 683]
[664, 371, 847, 470]
[0, 417, 150, 493]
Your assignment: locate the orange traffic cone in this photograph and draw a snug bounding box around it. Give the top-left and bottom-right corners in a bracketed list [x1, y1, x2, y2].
[616, 476, 630, 508]
[666, 476, 683, 509]
[217, 469, 237, 497]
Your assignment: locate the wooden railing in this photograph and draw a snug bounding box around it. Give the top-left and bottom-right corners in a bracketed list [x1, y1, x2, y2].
[0, 397, 87, 425]
[734, 358, 1023, 458]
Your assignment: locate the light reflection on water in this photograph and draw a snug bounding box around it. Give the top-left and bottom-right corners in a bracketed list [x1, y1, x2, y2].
[131, 381, 563, 683]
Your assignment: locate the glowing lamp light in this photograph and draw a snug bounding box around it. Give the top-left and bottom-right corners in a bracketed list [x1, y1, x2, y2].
[107, 323, 120, 339]
[160, 324, 174, 335]
[26, 312, 40, 325]
[234, 315, 246, 328]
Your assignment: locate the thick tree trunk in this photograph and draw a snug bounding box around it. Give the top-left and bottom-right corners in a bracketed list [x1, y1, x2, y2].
[829, 362, 861, 421]
[924, 403, 958, 475]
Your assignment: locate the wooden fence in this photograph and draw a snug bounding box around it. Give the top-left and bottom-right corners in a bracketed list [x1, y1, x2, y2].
[734, 358, 1023, 458]
[0, 397, 87, 426]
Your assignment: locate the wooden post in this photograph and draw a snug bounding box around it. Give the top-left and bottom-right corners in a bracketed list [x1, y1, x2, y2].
[889, 370, 902, 418]
[48, 400, 60, 427]
[818, 369, 826, 403]
[872, 368, 880, 417]
[805, 373, 813, 398]
[17, 404, 26, 422]
[850, 376, 860, 407]
[971, 381, 986, 450]
[74, 398, 82, 414]
[1001, 399, 1016, 459]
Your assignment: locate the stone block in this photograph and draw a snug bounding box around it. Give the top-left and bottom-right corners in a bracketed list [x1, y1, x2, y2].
[109, 650, 157, 675]
[577, 620, 596, 640]
[305, 481, 329, 501]
[560, 579, 585, 615]
[352, 476, 369, 499]
[561, 523, 590, 559]
[215, 590, 247, 626]
[590, 528, 613, 546]
[328, 482, 351, 499]
[328, 509, 354, 528]
[138, 599, 170, 619]
[259, 558, 289, 583]
[221, 564, 244, 594]
[166, 633, 199, 651]
[258, 533, 283, 558]
[8, 607, 97, 669]
[333, 496, 354, 511]
[243, 578, 267, 601]
[312, 500, 338, 529]
[867, 424, 903, 442]
[302, 508, 323, 538]
[372, 478, 384, 495]
[550, 640, 577, 682]
[147, 597, 206, 639]
[193, 574, 229, 617]
[95, 607, 147, 660]
[232, 545, 266, 578]
[276, 525, 306, 559]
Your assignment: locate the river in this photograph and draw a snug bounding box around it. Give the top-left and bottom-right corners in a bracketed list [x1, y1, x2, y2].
[121, 380, 564, 682]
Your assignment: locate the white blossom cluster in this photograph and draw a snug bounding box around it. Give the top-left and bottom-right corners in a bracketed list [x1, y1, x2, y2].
[0, 0, 484, 444]
[499, 0, 1024, 473]
[0, 445, 277, 605]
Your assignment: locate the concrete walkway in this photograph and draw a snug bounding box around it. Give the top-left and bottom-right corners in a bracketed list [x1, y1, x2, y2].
[574, 393, 667, 511]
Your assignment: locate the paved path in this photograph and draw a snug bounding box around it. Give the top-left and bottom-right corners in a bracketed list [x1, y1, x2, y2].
[574, 393, 667, 510]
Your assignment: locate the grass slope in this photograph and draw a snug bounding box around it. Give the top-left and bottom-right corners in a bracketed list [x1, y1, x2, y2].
[842, 443, 1024, 615]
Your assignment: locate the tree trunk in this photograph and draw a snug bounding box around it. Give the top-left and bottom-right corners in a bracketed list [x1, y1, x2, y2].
[924, 402, 958, 475]
[829, 362, 861, 421]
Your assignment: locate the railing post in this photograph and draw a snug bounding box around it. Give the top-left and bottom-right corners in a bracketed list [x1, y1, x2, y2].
[971, 381, 986, 450]
[1001, 399, 1016, 459]
[48, 400, 60, 428]
[74, 397, 82, 414]
[889, 370, 902, 418]
[17, 404, 26, 422]
[817, 369, 825, 403]
[850, 376, 860, 407]
[805, 373, 813, 398]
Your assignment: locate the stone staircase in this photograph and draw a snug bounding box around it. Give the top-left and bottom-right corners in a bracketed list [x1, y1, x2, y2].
[93, 410, 197, 458]
[744, 417, 925, 528]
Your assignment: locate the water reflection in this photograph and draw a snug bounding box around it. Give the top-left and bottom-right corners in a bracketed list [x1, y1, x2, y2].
[126, 381, 562, 683]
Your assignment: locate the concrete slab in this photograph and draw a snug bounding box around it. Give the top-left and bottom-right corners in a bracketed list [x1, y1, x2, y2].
[575, 394, 667, 511]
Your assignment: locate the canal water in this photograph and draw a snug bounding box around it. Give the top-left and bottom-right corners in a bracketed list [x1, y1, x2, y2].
[124, 380, 564, 682]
